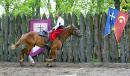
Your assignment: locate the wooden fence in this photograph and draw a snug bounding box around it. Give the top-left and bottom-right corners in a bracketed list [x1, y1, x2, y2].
[0, 13, 130, 63]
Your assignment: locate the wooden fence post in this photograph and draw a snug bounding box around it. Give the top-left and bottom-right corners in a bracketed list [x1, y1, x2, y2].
[0, 18, 1, 31]
[89, 14, 95, 63]
[94, 14, 101, 62]
[3, 15, 9, 61]
[9, 15, 18, 62]
[109, 31, 118, 62]
[124, 18, 130, 63]
[125, 17, 130, 62]
[0, 17, 1, 61]
[67, 13, 73, 62]
[62, 13, 68, 62]
[8, 14, 15, 62]
[72, 13, 79, 62]
[0, 15, 4, 61]
[14, 15, 24, 62]
[20, 14, 29, 61]
[1, 15, 4, 61]
[79, 13, 85, 62]
[85, 14, 93, 62]
[120, 32, 125, 63]
[21, 14, 28, 33]
[102, 13, 110, 62]
[120, 17, 130, 63]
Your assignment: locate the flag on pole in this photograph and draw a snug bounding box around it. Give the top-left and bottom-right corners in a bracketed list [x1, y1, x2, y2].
[114, 11, 129, 42]
[104, 8, 119, 36]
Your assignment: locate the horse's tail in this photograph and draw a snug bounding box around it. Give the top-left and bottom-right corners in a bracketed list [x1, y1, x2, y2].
[11, 34, 24, 50]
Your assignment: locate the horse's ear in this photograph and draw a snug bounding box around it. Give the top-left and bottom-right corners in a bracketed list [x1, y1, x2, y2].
[70, 24, 73, 27]
[72, 24, 74, 26]
[71, 24, 76, 28]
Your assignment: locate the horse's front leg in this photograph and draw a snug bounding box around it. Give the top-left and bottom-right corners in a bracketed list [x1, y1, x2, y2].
[46, 47, 58, 67]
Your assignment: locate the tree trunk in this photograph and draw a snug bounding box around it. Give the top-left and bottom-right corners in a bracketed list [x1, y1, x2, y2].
[114, 0, 120, 10]
[36, 0, 41, 18]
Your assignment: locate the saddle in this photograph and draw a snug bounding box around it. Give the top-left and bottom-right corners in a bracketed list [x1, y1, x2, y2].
[38, 30, 49, 38]
[38, 28, 64, 51]
[38, 30, 50, 44]
[38, 28, 64, 41]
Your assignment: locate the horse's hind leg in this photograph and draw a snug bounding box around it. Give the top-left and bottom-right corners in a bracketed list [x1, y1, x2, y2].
[19, 48, 27, 66]
[19, 46, 33, 66]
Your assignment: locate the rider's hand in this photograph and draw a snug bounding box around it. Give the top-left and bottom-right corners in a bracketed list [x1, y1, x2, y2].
[52, 27, 56, 30]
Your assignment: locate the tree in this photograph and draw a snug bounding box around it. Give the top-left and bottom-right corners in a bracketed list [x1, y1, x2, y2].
[12, 0, 42, 16]
[0, 0, 14, 15]
[0, 0, 43, 16]
[0, 0, 128, 16]
[55, 0, 75, 13]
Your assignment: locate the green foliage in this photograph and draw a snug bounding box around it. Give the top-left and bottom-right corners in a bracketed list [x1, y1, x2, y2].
[55, 0, 115, 16]
[0, 0, 124, 16]
[13, 0, 42, 16]
[0, 0, 43, 16]
[56, 0, 74, 12]
[87, 0, 115, 14]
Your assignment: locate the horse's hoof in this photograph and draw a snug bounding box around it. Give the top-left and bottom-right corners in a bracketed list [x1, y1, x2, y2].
[29, 62, 35, 66]
[46, 58, 53, 62]
[19, 60, 24, 66]
[45, 62, 51, 67]
[45, 62, 49, 66]
[30, 64, 35, 66]
[19, 62, 24, 66]
[47, 63, 52, 67]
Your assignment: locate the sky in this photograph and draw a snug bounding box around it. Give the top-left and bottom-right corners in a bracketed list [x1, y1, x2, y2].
[0, 5, 5, 16]
[40, 0, 56, 17]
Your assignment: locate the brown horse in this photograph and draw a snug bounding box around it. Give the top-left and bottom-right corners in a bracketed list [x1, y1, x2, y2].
[11, 24, 81, 66]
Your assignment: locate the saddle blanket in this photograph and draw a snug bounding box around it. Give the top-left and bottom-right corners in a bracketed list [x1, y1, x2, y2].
[49, 28, 63, 41]
[29, 46, 45, 57]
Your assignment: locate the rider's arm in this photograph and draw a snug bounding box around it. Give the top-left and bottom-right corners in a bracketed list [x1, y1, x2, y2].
[53, 18, 60, 30]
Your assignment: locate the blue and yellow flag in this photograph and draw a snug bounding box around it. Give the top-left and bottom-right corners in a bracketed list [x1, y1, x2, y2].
[104, 7, 119, 37]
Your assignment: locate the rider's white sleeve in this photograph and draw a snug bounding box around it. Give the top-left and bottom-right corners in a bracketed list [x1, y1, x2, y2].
[54, 17, 64, 30]
[54, 20, 60, 30]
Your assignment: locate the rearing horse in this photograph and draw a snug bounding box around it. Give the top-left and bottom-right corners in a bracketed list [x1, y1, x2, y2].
[11, 25, 81, 66]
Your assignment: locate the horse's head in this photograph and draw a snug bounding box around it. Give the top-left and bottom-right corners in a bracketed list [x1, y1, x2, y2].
[66, 24, 82, 37]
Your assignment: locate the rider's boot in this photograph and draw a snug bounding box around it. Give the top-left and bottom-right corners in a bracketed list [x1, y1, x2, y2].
[45, 40, 52, 52]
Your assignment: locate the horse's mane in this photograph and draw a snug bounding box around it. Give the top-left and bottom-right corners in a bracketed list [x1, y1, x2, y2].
[60, 24, 76, 36]
[64, 24, 75, 30]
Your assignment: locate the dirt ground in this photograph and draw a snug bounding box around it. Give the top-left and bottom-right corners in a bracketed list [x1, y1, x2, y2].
[0, 62, 130, 76]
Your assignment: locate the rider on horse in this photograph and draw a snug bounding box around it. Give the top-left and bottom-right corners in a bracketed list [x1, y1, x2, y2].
[28, 12, 64, 64]
[47, 12, 64, 48]
[50, 12, 64, 41]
